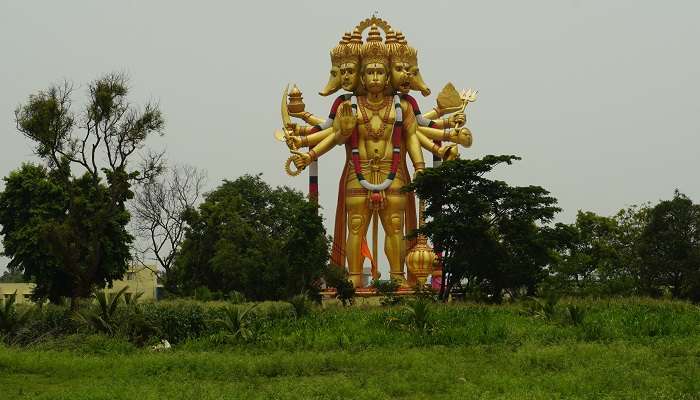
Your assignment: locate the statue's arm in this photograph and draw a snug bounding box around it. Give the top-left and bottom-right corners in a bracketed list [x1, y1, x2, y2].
[418, 125, 473, 147]
[302, 126, 335, 147]
[290, 111, 326, 126]
[402, 101, 426, 172]
[309, 129, 338, 159]
[416, 130, 441, 156]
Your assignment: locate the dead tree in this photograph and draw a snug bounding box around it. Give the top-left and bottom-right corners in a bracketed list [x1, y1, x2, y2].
[130, 164, 206, 276]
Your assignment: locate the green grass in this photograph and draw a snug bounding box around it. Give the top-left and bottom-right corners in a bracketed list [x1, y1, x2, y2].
[1, 298, 699, 399]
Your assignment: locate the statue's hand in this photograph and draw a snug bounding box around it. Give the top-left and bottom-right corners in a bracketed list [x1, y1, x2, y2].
[285, 135, 302, 150]
[289, 111, 311, 122]
[448, 112, 466, 128]
[338, 102, 356, 135]
[435, 105, 462, 116]
[290, 150, 312, 170]
[438, 144, 460, 160]
[450, 127, 473, 147]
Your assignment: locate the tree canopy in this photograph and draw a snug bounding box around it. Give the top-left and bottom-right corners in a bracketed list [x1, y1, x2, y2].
[639, 191, 700, 301]
[407, 155, 561, 302]
[170, 174, 329, 301]
[0, 74, 164, 308]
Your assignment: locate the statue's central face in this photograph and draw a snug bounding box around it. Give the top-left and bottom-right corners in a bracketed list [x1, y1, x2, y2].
[391, 61, 411, 94]
[340, 62, 359, 92]
[362, 63, 389, 94]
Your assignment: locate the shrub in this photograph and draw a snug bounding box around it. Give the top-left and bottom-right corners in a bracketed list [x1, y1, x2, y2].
[74, 287, 129, 335]
[565, 304, 586, 326]
[211, 304, 258, 341]
[373, 279, 402, 306]
[404, 299, 433, 332]
[142, 300, 209, 343]
[324, 265, 356, 306]
[0, 292, 32, 342]
[288, 294, 313, 318]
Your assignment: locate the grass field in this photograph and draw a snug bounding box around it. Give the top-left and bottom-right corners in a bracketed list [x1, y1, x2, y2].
[1, 298, 699, 399]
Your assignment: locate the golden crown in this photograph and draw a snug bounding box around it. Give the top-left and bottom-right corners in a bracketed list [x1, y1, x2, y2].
[330, 32, 356, 65]
[360, 24, 389, 67]
[392, 31, 417, 64]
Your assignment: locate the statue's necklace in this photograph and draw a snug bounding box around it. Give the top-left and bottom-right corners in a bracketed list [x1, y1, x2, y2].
[349, 95, 403, 193]
[359, 96, 392, 139]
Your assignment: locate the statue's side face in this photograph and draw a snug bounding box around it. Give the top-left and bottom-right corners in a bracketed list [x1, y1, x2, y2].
[361, 63, 389, 94]
[319, 65, 341, 96]
[408, 64, 431, 96]
[340, 62, 359, 92]
[391, 62, 411, 94]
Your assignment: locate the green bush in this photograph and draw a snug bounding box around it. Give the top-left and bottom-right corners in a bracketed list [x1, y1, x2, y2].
[288, 294, 313, 318]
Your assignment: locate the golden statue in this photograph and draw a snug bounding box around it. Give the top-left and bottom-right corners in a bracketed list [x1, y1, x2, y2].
[276, 17, 477, 288]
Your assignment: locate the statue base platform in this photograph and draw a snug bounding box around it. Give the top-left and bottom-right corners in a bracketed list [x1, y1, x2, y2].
[321, 287, 418, 299]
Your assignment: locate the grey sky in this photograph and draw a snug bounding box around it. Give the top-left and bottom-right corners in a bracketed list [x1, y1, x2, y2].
[1, 1, 699, 274]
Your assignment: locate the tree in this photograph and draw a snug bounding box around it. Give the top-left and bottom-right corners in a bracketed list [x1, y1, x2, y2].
[0, 270, 26, 283]
[407, 156, 561, 302]
[548, 211, 623, 294]
[130, 164, 206, 278]
[170, 174, 329, 300]
[638, 191, 700, 300]
[0, 74, 164, 309]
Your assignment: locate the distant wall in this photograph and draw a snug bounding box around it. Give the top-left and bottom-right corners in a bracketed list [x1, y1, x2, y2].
[0, 266, 159, 305]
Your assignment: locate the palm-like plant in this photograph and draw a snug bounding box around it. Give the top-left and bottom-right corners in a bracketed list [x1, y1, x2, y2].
[74, 286, 129, 335]
[0, 291, 32, 337]
[404, 298, 433, 331]
[213, 304, 257, 340]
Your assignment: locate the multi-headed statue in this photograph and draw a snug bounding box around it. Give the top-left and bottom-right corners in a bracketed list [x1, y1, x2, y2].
[276, 17, 477, 288]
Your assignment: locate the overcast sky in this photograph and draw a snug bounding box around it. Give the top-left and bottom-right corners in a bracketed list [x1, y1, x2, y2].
[1, 1, 699, 274]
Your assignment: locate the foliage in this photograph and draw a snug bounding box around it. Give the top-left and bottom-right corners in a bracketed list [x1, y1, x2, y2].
[402, 298, 433, 332]
[1, 298, 699, 355]
[0, 292, 32, 340]
[323, 264, 356, 306]
[0, 270, 26, 283]
[638, 190, 700, 301]
[522, 293, 560, 322]
[565, 304, 586, 326]
[407, 156, 561, 302]
[211, 304, 258, 340]
[287, 294, 313, 318]
[74, 287, 130, 335]
[171, 174, 330, 301]
[548, 205, 651, 296]
[0, 74, 164, 308]
[373, 279, 402, 306]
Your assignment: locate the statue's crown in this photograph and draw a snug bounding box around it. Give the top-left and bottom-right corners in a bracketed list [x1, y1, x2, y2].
[360, 24, 389, 67]
[330, 32, 357, 65]
[390, 31, 417, 64]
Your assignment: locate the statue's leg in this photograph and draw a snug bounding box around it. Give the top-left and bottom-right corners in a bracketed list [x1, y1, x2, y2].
[346, 192, 371, 288]
[379, 186, 407, 284]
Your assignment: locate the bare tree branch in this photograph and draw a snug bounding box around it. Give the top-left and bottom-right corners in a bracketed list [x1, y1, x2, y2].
[130, 163, 206, 275]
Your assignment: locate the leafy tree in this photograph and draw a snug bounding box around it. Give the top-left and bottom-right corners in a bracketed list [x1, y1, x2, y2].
[0, 74, 164, 309]
[547, 204, 651, 296]
[549, 211, 623, 294]
[0, 270, 26, 283]
[638, 191, 700, 301]
[170, 174, 329, 301]
[407, 156, 561, 302]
